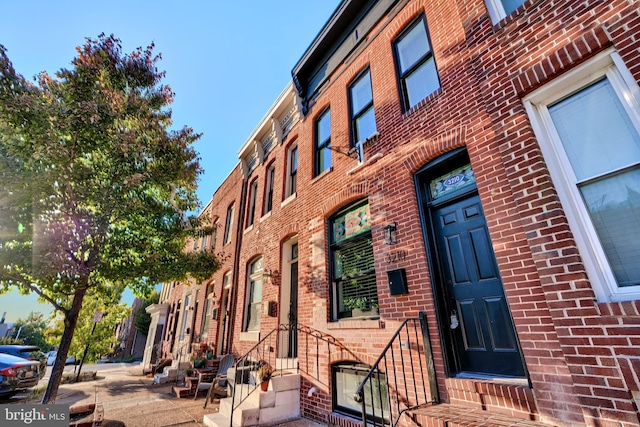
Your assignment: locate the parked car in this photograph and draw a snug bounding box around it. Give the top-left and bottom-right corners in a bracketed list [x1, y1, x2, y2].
[46, 350, 77, 366]
[0, 353, 41, 398]
[0, 345, 47, 376]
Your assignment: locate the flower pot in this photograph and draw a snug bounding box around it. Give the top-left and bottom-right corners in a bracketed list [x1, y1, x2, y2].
[260, 380, 269, 391]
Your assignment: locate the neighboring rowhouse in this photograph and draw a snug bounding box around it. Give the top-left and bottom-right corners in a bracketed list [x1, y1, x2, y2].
[154, 0, 640, 426]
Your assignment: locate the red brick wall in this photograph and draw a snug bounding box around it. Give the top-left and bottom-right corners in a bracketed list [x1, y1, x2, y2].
[286, 0, 640, 426]
[162, 0, 640, 426]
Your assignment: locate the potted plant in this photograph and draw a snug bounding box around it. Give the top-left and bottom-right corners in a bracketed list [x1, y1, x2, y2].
[256, 361, 274, 391]
[191, 354, 205, 369]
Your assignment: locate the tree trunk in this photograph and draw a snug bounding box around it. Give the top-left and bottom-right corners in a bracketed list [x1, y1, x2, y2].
[41, 287, 87, 404]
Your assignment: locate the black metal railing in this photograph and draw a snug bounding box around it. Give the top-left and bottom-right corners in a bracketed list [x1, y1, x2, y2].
[353, 313, 438, 427]
[229, 322, 358, 426]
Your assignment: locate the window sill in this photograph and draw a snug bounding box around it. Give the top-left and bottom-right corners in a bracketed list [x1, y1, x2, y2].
[240, 331, 260, 342]
[311, 166, 333, 184]
[347, 152, 384, 176]
[401, 88, 442, 119]
[243, 224, 254, 235]
[260, 211, 272, 222]
[327, 319, 384, 330]
[281, 193, 296, 208]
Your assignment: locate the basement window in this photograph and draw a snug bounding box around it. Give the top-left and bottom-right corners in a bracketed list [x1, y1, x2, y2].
[332, 362, 389, 423]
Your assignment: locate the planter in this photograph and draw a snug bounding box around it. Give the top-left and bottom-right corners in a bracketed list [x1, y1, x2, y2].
[260, 380, 269, 392]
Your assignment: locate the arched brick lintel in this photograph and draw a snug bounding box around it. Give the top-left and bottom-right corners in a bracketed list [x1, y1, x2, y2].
[402, 126, 467, 174]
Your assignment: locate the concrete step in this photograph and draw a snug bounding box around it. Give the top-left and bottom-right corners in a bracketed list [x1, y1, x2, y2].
[210, 374, 302, 427]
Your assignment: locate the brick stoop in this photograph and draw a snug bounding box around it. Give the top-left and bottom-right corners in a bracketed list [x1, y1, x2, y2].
[173, 386, 194, 398]
[409, 404, 553, 427]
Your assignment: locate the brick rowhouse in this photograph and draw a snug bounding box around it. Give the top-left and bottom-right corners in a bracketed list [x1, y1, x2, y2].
[154, 1, 640, 426]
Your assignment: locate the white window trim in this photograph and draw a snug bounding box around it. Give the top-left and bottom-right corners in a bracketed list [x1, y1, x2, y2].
[484, 0, 524, 23]
[244, 257, 263, 332]
[523, 48, 640, 302]
[485, 0, 508, 23]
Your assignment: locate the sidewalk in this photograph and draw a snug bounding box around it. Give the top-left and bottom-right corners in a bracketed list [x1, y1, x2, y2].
[48, 363, 327, 427]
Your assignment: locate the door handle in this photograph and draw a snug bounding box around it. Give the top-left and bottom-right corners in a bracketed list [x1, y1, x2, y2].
[450, 310, 459, 330]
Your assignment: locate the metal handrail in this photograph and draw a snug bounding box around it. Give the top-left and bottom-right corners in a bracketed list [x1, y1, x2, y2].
[354, 313, 438, 427]
[229, 322, 357, 426]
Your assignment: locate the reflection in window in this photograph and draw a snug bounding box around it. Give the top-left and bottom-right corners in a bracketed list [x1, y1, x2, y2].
[349, 69, 376, 146]
[315, 109, 332, 176]
[393, 16, 440, 111]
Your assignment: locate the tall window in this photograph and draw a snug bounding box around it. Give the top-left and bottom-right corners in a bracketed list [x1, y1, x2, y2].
[247, 179, 258, 227]
[211, 220, 218, 251]
[330, 201, 378, 320]
[201, 296, 212, 339]
[223, 204, 234, 244]
[244, 257, 263, 331]
[286, 145, 298, 198]
[393, 15, 440, 112]
[315, 108, 332, 176]
[524, 50, 640, 302]
[264, 163, 275, 214]
[485, 0, 526, 23]
[179, 294, 191, 341]
[201, 234, 209, 252]
[349, 69, 377, 148]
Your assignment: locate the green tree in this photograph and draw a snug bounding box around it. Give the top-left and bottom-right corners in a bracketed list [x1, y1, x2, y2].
[134, 291, 159, 337]
[47, 288, 129, 364]
[0, 34, 219, 403]
[13, 311, 49, 351]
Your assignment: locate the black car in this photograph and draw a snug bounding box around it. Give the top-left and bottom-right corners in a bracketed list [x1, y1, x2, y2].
[0, 345, 47, 377]
[0, 353, 41, 398]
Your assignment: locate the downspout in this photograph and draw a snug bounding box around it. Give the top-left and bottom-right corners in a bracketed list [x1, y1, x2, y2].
[224, 172, 248, 354]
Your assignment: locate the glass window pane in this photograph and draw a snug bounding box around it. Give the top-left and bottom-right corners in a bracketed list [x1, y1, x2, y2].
[355, 107, 377, 143]
[351, 72, 373, 114]
[251, 279, 263, 303]
[318, 146, 332, 172]
[396, 20, 429, 74]
[405, 57, 440, 108]
[501, 0, 526, 15]
[549, 78, 640, 181]
[580, 168, 640, 287]
[317, 110, 331, 145]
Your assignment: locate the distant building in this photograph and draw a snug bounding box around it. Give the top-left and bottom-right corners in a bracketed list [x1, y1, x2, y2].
[114, 298, 146, 359]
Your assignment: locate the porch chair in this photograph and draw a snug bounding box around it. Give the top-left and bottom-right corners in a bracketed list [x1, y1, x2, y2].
[202, 354, 235, 409]
[193, 370, 216, 400]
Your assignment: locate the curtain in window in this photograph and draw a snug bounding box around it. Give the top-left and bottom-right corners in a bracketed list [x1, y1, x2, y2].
[549, 78, 640, 287]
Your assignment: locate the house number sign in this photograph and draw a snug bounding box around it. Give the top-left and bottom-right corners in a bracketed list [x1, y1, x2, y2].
[386, 249, 407, 264]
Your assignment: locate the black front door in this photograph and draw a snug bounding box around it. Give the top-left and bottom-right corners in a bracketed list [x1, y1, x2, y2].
[433, 195, 525, 377]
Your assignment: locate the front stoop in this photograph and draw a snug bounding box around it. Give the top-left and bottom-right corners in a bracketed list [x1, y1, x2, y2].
[409, 404, 553, 427]
[204, 374, 301, 427]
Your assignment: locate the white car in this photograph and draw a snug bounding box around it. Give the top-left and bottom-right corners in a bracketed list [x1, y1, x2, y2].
[46, 351, 77, 366]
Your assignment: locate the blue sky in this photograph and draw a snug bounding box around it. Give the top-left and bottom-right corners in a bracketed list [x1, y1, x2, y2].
[0, 0, 341, 323]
